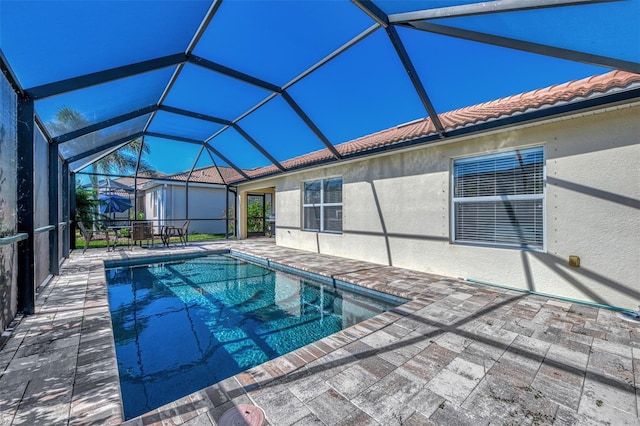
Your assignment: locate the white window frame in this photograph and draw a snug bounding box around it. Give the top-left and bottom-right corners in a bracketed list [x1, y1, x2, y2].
[451, 146, 546, 251]
[302, 177, 342, 234]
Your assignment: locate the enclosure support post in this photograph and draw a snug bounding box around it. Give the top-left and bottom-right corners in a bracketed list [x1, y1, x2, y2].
[70, 173, 77, 250]
[185, 181, 189, 228]
[233, 189, 238, 239]
[62, 162, 70, 257]
[48, 141, 59, 275]
[225, 185, 230, 239]
[16, 98, 35, 315]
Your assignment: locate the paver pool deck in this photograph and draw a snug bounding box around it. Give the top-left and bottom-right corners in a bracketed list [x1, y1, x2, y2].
[0, 238, 638, 425]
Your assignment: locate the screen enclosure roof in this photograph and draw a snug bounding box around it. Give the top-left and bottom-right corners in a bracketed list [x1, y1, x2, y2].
[1, 0, 639, 183]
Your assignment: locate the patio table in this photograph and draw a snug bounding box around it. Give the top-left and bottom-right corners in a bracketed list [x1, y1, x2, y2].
[108, 225, 131, 249]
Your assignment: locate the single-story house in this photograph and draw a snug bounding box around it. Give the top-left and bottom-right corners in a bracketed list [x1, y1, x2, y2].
[228, 70, 640, 310]
[139, 166, 238, 236]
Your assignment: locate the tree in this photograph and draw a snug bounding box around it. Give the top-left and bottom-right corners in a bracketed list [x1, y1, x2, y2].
[50, 107, 156, 228]
[247, 198, 271, 233]
[74, 184, 99, 225]
[49, 107, 155, 181]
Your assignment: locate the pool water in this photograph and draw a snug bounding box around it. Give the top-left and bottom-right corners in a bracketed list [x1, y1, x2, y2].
[105, 254, 405, 419]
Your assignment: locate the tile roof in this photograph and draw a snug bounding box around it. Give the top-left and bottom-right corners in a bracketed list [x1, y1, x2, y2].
[147, 165, 240, 185]
[203, 70, 640, 185]
[115, 172, 164, 189]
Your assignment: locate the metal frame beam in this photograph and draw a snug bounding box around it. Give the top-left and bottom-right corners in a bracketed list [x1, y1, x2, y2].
[48, 138, 60, 276]
[0, 48, 26, 98]
[282, 23, 381, 90]
[232, 124, 286, 171]
[145, 63, 184, 133]
[386, 26, 445, 137]
[281, 92, 342, 159]
[185, 145, 206, 222]
[34, 114, 54, 143]
[61, 161, 70, 257]
[65, 132, 144, 165]
[188, 55, 281, 93]
[158, 105, 232, 125]
[200, 21, 384, 169]
[389, 0, 619, 23]
[405, 22, 640, 74]
[186, 0, 223, 54]
[53, 105, 158, 144]
[204, 143, 251, 181]
[26, 53, 187, 99]
[350, 0, 389, 27]
[205, 147, 228, 185]
[70, 173, 76, 250]
[143, 1, 223, 139]
[352, 0, 445, 137]
[145, 132, 205, 145]
[133, 136, 146, 217]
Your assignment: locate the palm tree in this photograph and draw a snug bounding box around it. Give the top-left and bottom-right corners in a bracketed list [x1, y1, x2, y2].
[49, 107, 155, 182]
[50, 107, 156, 228]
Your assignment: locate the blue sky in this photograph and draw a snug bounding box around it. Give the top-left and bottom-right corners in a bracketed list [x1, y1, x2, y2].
[1, 0, 637, 178]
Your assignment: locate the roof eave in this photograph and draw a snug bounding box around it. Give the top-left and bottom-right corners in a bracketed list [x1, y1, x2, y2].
[234, 87, 640, 186]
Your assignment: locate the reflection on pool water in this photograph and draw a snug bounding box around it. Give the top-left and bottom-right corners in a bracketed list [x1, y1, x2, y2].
[105, 254, 405, 419]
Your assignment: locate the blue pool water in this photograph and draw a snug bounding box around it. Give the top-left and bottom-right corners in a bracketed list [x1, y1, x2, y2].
[105, 254, 405, 419]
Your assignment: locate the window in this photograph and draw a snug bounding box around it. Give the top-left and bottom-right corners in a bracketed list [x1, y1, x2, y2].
[302, 177, 342, 233]
[452, 146, 545, 249]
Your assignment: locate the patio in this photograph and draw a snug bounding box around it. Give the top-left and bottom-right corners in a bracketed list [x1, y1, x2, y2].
[0, 239, 637, 425]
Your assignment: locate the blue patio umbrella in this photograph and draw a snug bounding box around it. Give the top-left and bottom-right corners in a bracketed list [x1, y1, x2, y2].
[99, 193, 132, 214]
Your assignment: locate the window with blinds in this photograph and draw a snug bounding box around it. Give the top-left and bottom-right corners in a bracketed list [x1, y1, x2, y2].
[302, 177, 342, 233]
[452, 146, 545, 249]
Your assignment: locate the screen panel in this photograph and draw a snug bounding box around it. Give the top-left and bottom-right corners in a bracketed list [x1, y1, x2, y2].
[37, 67, 175, 138]
[237, 95, 329, 163]
[58, 114, 151, 160]
[398, 26, 609, 113]
[0, 1, 209, 88]
[147, 110, 224, 141]
[287, 29, 425, 145]
[163, 64, 273, 121]
[193, 0, 372, 85]
[431, 0, 640, 63]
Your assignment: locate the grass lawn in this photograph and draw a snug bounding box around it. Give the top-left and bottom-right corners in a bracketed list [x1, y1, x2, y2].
[75, 232, 230, 250]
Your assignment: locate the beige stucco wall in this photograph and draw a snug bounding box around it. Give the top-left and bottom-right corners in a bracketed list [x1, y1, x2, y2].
[238, 104, 640, 309]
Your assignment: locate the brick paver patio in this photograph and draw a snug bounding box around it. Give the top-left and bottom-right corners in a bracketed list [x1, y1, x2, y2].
[0, 239, 638, 425]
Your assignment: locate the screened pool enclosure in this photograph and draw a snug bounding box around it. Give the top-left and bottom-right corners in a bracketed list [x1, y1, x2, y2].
[0, 0, 638, 328]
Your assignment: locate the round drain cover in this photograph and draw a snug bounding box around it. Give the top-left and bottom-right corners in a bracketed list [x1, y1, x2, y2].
[219, 404, 265, 426]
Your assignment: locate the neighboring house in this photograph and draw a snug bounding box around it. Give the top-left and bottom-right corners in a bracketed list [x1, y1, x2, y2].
[139, 166, 238, 235]
[232, 70, 640, 310]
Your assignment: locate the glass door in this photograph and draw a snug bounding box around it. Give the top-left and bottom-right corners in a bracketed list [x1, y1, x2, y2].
[247, 194, 266, 237]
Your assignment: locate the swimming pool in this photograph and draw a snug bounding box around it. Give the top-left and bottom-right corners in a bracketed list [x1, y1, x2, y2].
[105, 253, 406, 419]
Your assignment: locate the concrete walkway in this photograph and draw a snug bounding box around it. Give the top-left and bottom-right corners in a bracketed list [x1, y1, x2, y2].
[0, 239, 638, 425]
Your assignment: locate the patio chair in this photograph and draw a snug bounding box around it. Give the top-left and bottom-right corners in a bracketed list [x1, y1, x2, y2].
[177, 220, 190, 245]
[164, 220, 190, 246]
[132, 221, 154, 247]
[77, 221, 110, 253]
